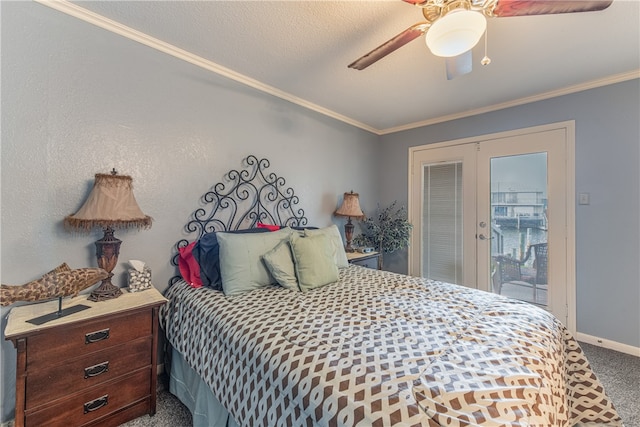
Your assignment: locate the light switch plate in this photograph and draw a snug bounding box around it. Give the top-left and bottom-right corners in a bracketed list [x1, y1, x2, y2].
[578, 193, 590, 205]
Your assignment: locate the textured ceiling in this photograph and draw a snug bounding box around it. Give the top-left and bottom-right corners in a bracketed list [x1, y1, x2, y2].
[63, 0, 640, 134]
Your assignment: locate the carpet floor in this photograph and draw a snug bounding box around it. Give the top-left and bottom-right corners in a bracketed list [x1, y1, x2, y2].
[580, 342, 640, 427]
[121, 342, 640, 426]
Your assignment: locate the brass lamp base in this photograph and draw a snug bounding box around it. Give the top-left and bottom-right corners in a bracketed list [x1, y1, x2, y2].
[344, 217, 356, 252]
[88, 278, 122, 302]
[89, 226, 123, 302]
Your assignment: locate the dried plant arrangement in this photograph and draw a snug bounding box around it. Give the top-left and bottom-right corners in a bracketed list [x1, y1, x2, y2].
[353, 201, 412, 268]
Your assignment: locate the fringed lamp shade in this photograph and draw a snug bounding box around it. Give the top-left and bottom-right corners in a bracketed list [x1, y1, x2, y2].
[334, 191, 365, 252]
[65, 173, 152, 231]
[64, 172, 152, 301]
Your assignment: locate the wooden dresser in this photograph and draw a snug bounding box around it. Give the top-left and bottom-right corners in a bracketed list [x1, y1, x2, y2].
[4, 288, 167, 427]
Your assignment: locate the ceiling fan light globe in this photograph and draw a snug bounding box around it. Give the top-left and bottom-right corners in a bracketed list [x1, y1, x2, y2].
[426, 10, 487, 57]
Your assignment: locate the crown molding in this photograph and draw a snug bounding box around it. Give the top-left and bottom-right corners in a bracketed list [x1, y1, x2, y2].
[379, 70, 640, 135]
[33, 0, 379, 135]
[33, 1, 639, 137]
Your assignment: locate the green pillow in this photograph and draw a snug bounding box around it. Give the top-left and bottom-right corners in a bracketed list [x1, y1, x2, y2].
[304, 224, 349, 268]
[262, 239, 299, 291]
[217, 227, 292, 296]
[290, 233, 339, 292]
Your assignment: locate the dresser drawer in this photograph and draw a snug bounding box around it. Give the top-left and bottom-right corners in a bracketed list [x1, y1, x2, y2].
[25, 367, 151, 427]
[6, 289, 167, 427]
[26, 310, 151, 370]
[83, 399, 151, 427]
[26, 336, 152, 409]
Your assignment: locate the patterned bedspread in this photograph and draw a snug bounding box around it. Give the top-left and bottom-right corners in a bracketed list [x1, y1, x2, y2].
[160, 265, 621, 426]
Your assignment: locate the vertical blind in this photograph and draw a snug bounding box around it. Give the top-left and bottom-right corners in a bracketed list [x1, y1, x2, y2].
[422, 162, 463, 283]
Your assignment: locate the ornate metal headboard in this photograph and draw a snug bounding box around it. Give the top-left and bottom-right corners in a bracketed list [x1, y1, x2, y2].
[170, 154, 309, 284]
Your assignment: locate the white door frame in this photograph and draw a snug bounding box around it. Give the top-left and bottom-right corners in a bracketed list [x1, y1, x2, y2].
[408, 121, 576, 333]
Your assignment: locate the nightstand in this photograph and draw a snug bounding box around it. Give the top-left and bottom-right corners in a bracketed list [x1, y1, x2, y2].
[4, 287, 167, 427]
[347, 251, 381, 270]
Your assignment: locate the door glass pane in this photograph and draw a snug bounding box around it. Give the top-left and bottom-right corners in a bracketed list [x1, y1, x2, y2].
[422, 162, 463, 283]
[490, 153, 548, 307]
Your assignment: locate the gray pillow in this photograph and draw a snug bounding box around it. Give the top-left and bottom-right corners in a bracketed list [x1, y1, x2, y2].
[290, 233, 339, 292]
[262, 239, 299, 291]
[217, 227, 292, 296]
[304, 224, 349, 268]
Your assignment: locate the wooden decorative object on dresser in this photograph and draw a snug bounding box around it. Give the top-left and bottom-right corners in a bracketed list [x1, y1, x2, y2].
[4, 288, 167, 427]
[347, 251, 381, 270]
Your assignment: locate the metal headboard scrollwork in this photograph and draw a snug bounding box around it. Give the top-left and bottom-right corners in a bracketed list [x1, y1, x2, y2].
[169, 154, 309, 285]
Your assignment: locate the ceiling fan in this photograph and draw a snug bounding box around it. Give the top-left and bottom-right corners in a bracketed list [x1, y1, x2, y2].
[348, 0, 613, 78]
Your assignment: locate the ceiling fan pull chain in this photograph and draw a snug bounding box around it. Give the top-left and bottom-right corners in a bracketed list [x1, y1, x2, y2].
[481, 24, 491, 66]
[348, 0, 612, 71]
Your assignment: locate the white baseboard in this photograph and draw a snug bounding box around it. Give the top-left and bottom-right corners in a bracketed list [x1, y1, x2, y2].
[577, 332, 640, 357]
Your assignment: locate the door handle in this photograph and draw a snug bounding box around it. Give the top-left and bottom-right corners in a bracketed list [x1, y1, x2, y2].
[478, 234, 492, 240]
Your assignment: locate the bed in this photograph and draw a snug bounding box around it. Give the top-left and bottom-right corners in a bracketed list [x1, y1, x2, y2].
[160, 155, 622, 427]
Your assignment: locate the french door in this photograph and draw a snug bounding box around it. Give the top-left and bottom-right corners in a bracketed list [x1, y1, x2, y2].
[408, 122, 575, 330]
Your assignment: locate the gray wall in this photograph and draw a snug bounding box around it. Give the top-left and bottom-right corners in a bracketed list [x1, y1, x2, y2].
[378, 78, 640, 349]
[1, 1, 638, 423]
[0, 2, 379, 421]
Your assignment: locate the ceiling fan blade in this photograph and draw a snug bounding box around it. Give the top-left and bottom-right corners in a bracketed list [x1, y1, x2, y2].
[348, 23, 429, 70]
[493, 0, 613, 17]
[445, 50, 473, 80]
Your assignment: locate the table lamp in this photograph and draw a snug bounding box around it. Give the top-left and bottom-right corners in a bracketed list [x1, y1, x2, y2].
[64, 169, 152, 301]
[334, 191, 365, 252]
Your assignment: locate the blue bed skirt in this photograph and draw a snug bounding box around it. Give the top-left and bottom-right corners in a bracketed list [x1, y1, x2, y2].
[169, 347, 240, 427]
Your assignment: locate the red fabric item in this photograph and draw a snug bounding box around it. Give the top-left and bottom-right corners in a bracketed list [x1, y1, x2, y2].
[178, 241, 203, 288]
[256, 222, 280, 231]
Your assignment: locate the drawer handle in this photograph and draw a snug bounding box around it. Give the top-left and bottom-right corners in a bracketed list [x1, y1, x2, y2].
[85, 328, 110, 344]
[84, 361, 109, 379]
[83, 394, 108, 414]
